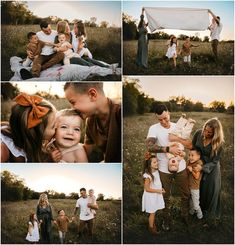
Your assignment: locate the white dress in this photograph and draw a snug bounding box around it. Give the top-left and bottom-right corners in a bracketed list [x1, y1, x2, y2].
[25, 221, 40, 242]
[142, 171, 165, 213]
[166, 43, 177, 59]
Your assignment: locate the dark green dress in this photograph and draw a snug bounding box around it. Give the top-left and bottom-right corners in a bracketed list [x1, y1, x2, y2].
[192, 129, 222, 219]
[136, 15, 148, 68]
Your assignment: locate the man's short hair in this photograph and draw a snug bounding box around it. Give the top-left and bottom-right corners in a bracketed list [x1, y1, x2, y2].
[80, 187, 86, 192]
[40, 21, 49, 29]
[155, 103, 168, 115]
[64, 82, 104, 95]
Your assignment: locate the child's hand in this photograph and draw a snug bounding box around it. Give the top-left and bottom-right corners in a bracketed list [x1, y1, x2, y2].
[162, 188, 166, 194]
[53, 47, 58, 52]
[187, 166, 193, 172]
[193, 164, 202, 172]
[71, 216, 76, 222]
[51, 149, 62, 162]
[53, 220, 57, 225]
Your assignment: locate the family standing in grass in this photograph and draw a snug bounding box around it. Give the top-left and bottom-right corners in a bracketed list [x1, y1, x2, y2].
[142, 103, 224, 234]
[26, 190, 98, 244]
[1, 83, 121, 163]
[136, 8, 222, 69]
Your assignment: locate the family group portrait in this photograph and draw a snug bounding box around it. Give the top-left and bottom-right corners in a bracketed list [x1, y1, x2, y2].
[123, 76, 234, 243]
[1, 1, 121, 81]
[1, 164, 122, 244]
[1, 82, 122, 163]
[123, 1, 234, 75]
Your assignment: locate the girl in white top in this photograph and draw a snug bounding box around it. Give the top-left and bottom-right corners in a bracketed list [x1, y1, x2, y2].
[25, 213, 40, 243]
[47, 109, 88, 163]
[166, 36, 178, 67]
[142, 152, 165, 235]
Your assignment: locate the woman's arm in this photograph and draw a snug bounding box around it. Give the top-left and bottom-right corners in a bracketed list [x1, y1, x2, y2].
[144, 178, 165, 194]
[1, 143, 10, 162]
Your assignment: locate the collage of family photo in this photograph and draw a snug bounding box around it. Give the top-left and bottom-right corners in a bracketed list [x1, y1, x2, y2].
[1, 0, 234, 244]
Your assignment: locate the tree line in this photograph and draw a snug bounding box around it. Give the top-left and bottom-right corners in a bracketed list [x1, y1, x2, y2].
[123, 13, 218, 42]
[1, 170, 109, 202]
[1, 1, 113, 28]
[123, 77, 234, 116]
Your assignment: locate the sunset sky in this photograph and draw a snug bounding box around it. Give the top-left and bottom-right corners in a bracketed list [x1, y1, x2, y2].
[26, 1, 121, 27]
[12, 82, 122, 100]
[1, 164, 122, 199]
[127, 76, 234, 107]
[123, 1, 234, 40]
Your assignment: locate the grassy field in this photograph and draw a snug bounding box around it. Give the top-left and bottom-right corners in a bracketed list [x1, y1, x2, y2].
[123, 40, 234, 75]
[1, 199, 121, 244]
[123, 112, 234, 244]
[1, 25, 121, 81]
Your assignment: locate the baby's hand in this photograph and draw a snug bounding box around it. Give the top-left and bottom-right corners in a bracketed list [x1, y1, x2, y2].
[187, 166, 193, 172]
[51, 149, 62, 162]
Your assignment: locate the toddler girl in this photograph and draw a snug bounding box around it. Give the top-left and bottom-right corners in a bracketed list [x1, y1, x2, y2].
[142, 152, 165, 235]
[165, 36, 178, 67]
[46, 109, 88, 163]
[25, 212, 40, 243]
[1, 93, 57, 162]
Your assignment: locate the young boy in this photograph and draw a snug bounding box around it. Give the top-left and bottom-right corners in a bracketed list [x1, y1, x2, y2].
[187, 148, 203, 219]
[23, 32, 55, 67]
[64, 82, 121, 163]
[180, 36, 199, 65]
[55, 209, 72, 244]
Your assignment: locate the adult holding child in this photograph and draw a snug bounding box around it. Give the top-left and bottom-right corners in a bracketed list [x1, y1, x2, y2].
[136, 7, 148, 69]
[169, 117, 224, 226]
[36, 193, 55, 244]
[20, 21, 64, 79]
[146, 104, 190, 230]
[1, 93, 57, 162]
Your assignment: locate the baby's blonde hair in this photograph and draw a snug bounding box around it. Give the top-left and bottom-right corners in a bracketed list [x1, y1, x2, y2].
[56, 109, 83, 127]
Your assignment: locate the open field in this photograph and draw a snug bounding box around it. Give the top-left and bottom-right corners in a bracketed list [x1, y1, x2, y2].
[1, 25, 121, 81]
[123, 40, 234, 75]
[1, 199, 121, 244]
[123, 112, 234, 244]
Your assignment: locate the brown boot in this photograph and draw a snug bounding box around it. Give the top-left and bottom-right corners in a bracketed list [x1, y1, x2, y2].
[148, 225, 158, 235]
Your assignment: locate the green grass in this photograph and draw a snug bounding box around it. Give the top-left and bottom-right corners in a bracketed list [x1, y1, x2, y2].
[123, 40, 234, 75]
[1, 199, 121, 244]
[1, 25, 121, 81]
[123, 112, 234, 244]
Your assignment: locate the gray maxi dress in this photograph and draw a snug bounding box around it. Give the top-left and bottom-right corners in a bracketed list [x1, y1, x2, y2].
[192, 129, 222, 219]
[136, 15, 148, 68]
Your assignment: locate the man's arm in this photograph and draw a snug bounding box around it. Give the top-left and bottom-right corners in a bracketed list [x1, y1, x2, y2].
[146, 137, 182, 156]
[88, 203, 99, 210]
[73, 207, 79, 216]
[208, 9, 220, 23]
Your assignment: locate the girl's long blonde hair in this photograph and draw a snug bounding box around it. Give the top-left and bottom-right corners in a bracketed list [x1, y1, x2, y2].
[38, 193, 49, 207]
[202, 118, 224, 157]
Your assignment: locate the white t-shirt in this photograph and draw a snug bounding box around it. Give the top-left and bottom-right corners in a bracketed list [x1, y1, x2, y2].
[71, 31, 79, 53]
[210, 22, 223, 41]
[36, 30, 57, 55]
[147, 122, 186, 174]
[76, 197, 94, 221]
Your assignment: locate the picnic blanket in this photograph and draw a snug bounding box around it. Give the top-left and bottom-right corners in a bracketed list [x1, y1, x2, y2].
[145, 7, 210, 32]
[9, 56, 120, 81]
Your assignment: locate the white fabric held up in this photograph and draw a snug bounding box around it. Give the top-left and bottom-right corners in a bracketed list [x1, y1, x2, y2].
[145, 7, 210, 32]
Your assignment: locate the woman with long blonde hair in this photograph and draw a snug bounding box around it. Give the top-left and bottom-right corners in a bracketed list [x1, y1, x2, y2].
[36, 193, 54, 243]
[192, 117, 224, 225]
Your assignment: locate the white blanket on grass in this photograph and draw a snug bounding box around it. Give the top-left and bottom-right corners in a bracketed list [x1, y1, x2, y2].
[145, 7, 210, 32]
[9, 56, 120, 81]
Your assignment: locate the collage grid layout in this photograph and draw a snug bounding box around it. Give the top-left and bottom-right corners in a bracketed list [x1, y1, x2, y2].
[0, 0, 234, 244]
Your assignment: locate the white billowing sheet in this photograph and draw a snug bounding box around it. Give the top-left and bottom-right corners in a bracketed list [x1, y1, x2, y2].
[9, 56, 120, 81]
[145, 7, 210, 32]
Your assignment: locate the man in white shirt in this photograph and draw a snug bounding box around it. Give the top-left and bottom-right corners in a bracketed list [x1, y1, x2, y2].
[27, 21, 64, 78]
[208, 9, 223, 60]
[73, 188, 98, 238]
[146, 104, 191, 230]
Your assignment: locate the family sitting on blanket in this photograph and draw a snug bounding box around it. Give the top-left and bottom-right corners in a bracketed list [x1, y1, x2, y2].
[20, 20, 116, 80]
